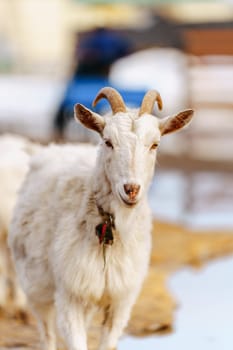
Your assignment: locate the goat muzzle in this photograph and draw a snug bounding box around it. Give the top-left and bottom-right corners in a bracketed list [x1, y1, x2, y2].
[123, 184, 141, 201]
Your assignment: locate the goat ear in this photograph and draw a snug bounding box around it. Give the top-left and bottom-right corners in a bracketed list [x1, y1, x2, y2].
[74, 104, 105, 134]
[159, 109, 194, 136]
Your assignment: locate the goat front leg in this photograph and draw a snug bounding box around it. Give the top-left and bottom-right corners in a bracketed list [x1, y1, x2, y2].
[98, 293, 137, 350]
[31, 302, 56, 350]
[55, 291, 87, 350]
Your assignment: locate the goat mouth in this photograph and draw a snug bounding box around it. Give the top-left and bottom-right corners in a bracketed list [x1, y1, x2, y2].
[119, 193, 138, 207]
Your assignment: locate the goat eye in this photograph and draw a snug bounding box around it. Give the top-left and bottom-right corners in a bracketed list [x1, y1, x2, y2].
[150, 143, 159, 150]
[105, 140, 113, 149]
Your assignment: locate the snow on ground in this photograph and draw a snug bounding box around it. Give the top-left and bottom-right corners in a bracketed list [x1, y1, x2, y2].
[120, 256, 233, 350]
[149, 171, 233, 230]
[149, 171, 185, 223]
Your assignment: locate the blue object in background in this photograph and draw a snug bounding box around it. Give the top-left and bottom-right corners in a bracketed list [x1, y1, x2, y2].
[62, 77, 147, 113]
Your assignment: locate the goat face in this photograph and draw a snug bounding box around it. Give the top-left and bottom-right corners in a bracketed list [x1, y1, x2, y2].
[74, 88, 193, 207]
[99, 112, 161, 207]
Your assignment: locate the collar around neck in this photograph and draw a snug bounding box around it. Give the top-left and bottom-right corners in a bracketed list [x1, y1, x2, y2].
[95, 203, 115, 246]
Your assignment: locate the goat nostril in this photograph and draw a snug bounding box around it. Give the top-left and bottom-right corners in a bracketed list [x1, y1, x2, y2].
[124, 184, 131, 195]
[123, 184, 141, 200]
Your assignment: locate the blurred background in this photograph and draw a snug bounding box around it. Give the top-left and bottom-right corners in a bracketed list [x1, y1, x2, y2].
[0, 0, 233, 228]
[0, 1, 233, 349]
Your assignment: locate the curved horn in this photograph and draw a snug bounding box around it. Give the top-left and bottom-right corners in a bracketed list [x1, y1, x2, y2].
[139, 90, 163, 116]
[92, 87, 126, 114]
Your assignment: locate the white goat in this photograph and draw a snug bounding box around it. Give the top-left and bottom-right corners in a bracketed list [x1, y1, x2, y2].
[0, 134, 40, 310]
[8, 87, 193, 350]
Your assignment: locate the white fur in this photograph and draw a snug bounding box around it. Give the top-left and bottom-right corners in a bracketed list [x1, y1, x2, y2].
[8, 105, 193, 350]
[0, 134, 40, 309]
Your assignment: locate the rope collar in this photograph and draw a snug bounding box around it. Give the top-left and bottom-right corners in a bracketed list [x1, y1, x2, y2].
[95, 205, 115, 246]
[95, 204, 116, 269]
